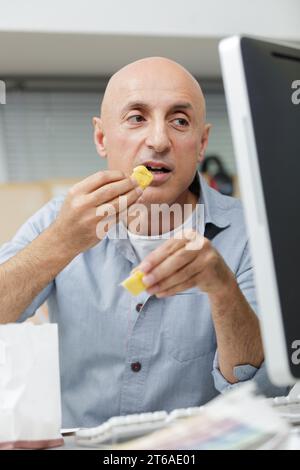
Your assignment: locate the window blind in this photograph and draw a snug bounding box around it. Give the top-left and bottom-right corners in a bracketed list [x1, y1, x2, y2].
[0, 87, 236, 182]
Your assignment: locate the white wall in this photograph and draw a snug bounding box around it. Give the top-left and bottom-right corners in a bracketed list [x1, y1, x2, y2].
[0, 0, 298, 40]
[0, 0, 297, 182]
[0, 114, 8, 182]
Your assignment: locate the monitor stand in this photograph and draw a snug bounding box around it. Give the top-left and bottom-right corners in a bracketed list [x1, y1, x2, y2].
[288, 382, 300, 400]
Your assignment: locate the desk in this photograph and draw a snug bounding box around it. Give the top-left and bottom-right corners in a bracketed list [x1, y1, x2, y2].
[282, 428, 300, 450]
[51, 435, 112, 450]
[52, 428, 300, 450]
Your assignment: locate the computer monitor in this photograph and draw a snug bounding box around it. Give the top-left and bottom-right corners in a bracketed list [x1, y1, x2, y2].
[219, 36, 300, 386]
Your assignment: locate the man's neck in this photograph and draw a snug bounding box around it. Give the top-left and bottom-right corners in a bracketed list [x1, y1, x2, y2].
[127, 188, 199, 236]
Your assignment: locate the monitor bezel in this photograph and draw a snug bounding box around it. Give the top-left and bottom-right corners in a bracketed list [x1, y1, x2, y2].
[219, 35, 299, 386]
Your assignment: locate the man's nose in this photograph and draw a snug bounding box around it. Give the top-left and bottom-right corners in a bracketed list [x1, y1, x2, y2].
[145, 122, 171, 153]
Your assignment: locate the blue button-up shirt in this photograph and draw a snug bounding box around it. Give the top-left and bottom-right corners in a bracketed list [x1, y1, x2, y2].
[0, 173, 287, 427]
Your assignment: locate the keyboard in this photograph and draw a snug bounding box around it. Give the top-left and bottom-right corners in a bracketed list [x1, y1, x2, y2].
[271, 396, 300, 424]
[75, 407, 204, 447]
[75, 395, 300, 448]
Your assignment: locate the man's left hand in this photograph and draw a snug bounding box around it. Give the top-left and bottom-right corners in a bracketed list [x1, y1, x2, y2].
[139, 230, 235, 297]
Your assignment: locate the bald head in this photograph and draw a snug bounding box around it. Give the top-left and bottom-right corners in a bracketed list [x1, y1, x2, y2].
[100, 57, 206, 127]
[93, 56, 211, 207]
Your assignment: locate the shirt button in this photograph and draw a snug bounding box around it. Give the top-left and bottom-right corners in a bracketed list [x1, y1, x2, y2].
[131, 361, 142, 372]
[136, 303, 143, 313]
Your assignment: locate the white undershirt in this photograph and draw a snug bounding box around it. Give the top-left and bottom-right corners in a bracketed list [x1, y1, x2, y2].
[127, 208, 203, 262]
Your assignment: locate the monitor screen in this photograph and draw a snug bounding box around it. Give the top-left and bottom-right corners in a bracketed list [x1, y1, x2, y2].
[241, 38, 300, 378]
[219, 36, 300, 384]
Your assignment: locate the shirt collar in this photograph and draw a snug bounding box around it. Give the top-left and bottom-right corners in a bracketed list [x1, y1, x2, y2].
[196, 171, 231, 230]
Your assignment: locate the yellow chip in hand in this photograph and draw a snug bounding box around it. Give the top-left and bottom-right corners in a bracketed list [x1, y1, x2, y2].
[131, 165, 153, 190]
[121, 270, 147, 296]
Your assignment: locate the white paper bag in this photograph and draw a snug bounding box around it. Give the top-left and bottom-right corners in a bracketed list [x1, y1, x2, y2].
[0, 323, 64, 449]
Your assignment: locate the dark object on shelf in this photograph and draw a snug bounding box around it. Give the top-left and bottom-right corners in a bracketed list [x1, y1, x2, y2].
[201, 155, 234, 196]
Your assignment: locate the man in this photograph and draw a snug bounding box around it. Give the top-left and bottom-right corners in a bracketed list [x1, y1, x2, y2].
[0, 57, 285, 427]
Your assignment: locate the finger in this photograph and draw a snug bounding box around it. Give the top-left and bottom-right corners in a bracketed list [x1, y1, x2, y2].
[156, 273, 200, 297]
[142, 232, 205, 287]
[139, 229, 203, 274]
[96, 187, 142, 218]
[142, 233, 205, 287]
[185, 232, 205, 251]
[146, 256, 203, 294]
[138, 237, 188, 274]
[90, 177, 142, 206]
[72, 170, 126, 194]
[142, 245, 196, 287]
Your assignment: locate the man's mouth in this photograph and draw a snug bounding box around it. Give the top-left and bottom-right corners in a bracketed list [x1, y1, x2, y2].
[137, 161, 173, 186]
[142, 161, 173, 174]
[145, 165, 170, 174]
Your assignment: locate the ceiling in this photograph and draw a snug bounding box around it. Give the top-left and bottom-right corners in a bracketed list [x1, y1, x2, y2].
[0, 31, 226, 79]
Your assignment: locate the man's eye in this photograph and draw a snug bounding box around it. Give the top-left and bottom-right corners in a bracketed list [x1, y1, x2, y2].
[127, 115, 145, 123]
[173, 118, 189, 127]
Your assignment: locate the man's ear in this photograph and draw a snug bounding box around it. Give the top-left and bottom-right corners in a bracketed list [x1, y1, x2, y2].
[197, 123, 212, 164]
[93, 117, 107, 158]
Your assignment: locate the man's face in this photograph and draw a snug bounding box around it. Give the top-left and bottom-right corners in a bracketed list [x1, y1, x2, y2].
[94, 58, 209, 205]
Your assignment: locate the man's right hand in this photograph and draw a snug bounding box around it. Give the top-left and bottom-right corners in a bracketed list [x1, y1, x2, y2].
[52, 170, 142, 256]
[0, 170, 142, 323]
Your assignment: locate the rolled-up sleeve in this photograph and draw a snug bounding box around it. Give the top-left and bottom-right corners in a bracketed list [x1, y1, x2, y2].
[0, 196, 63, 322]
[212, 351, 289, 397]
[212, 241, 290, 397]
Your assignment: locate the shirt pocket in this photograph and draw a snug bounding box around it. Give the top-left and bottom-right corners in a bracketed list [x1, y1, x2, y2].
[162, 292, 216, 362]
